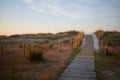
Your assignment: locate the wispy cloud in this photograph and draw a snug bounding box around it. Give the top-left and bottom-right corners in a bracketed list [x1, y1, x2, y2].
[22, 0, 120, 19]
[23, 0, 34, 4]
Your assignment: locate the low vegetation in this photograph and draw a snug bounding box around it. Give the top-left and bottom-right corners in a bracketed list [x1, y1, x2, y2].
[94, 30, 120, 54]
[28, 50, 44, 63]
[0, 31, 84, 80]
[95, 50, 120, 80]
[47, 43, 54, 48]
[26, 44, 44, 63]
[94, 30, 120, 80]
[1, 30, 79, 39]
[95, 30, 120, 46]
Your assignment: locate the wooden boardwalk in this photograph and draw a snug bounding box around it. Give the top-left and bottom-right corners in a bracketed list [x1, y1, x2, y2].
[58, 35, 97, 80]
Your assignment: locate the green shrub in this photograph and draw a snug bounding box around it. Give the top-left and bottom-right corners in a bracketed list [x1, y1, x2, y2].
[26, 44, 32, 51]
[19, 44, 23, 49]
[48, 43, 54, 48]
[28, 49, 44, 62]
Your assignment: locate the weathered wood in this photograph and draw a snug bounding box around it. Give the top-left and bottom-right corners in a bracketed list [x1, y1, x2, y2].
[1, 45, 4, 54]
[23, 43, 25, 55]
[58, 43, 61, 52]
[71, 40, 73, 49]
[44, 43, 46, 54]
[100, 40, 103, 52]
[100, 40, 103, 47]
[105, 41, 108, 55]
[58, 35, 97, 80]
[77, 40, 80, 47]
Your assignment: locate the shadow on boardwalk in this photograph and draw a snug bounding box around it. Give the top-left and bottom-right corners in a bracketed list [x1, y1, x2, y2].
[58, 35, 97, 80]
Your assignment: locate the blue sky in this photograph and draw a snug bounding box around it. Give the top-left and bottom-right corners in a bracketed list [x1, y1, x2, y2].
[0, 0, 120, 35]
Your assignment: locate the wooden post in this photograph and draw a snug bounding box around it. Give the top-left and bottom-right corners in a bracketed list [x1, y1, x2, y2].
[23, 43, 25, 55]
[71, 40, 73, 49]
[58, 43, 61, 52]
[105, 42, 108, 55]
[100, 40, 103, 51]
[77, 40, 79, 47]
[1, 45, 4, 54]
[100, 40, 102, 47]
[44, 43, 46, 54]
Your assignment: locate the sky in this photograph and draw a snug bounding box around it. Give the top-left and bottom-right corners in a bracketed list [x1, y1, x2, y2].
[0, 0, 120, 35]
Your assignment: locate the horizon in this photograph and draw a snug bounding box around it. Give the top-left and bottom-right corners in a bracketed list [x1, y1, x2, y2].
[0, 29, 119, 36]
[0, 0, 120, 35]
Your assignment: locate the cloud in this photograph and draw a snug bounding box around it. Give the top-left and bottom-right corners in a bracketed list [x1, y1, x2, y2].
[22, 0, 120, 19]
[30, 6, 45, 13]
[23, 0, 34, 4]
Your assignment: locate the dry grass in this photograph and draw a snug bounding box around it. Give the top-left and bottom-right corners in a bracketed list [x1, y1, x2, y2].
[0, 43, 80, 80]
[94, 30, 120, 80]
[95, 47, 120, 80]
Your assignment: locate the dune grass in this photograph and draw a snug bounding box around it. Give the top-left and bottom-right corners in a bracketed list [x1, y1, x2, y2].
[94, 50, 120, 80]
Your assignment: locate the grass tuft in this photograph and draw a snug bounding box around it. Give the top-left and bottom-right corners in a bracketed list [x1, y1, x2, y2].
[28, 50, 44, 63]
